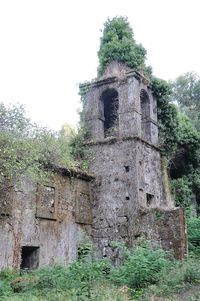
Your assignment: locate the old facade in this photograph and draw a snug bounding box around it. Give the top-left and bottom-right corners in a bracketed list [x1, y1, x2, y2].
[0, 170, 93, 270]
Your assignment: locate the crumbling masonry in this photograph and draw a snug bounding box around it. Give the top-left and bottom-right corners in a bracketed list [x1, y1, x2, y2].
[83, 62, 187, 262]
[0, 62, 187, 270]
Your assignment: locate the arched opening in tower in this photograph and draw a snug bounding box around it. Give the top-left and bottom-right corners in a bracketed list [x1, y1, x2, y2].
[140, 89, 150, 141]
[101, 89, 119, 138]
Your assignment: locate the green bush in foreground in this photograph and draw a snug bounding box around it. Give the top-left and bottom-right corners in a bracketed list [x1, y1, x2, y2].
[0, 242, 200, 301]
[110, 241, 169, 289]
[0, 259, 111, 301]
[188, 216, 200, 255]
[148, 258, 200, 298]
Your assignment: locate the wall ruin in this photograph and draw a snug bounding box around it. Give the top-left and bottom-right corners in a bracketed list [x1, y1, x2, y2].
[0, 170, 93, 270]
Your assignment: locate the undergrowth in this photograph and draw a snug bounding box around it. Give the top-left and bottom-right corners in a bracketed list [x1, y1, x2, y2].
[0, 241, 200, 301]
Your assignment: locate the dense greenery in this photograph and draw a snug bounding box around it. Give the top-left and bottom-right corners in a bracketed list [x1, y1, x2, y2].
[171, 72, 200, 130]
[0, 103, 88, 187]
[97, 16, 150, 77]
[110, 241, 169, 289]
[188, 216, 200, 255]
[0, 242, 199, 301]
[152, 77, 180, 156]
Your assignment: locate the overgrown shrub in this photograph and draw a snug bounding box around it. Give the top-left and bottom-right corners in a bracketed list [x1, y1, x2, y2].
[110, 241, 169, 289]
[97, 16, 147, 77]
[149, 258, 200, 297]
[1, 242, 200, 301]
[0, 103, 88, 186]
[171, 177, 193, 208]
[69, 127, 90, 172]
[0, 259, 111, 301]
[187, 216, 200, 255]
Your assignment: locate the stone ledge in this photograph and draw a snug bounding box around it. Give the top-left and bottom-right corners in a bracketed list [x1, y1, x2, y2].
[85, 135, 160, 151]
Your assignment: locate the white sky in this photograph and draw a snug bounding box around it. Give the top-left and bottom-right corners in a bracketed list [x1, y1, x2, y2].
[0, 0, 200, 130]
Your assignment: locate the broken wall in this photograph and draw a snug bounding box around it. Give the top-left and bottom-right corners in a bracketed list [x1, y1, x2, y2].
[137, 207, 188, 259]
[0, 171, 93, 270]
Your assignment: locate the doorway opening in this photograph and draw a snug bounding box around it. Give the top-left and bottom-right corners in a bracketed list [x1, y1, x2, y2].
[20, 246, 40, 269]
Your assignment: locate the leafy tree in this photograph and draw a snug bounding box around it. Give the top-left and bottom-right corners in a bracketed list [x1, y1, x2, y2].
[60, 122, 76, 139]
[171, 72, 200, 130]
[169, 120, 200, 211]
[97, 16, 148, 76]
[0, 103, 77, 186]
[171, 177, 193, 208]
[187, 216, 200, 254]
[152, 77, 180, 157]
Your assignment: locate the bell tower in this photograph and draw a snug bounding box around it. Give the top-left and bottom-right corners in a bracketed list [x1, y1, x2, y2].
[82, 62, 186, 261]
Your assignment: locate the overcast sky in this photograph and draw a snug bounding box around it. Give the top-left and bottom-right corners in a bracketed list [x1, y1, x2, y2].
[0, 0, 200, 130]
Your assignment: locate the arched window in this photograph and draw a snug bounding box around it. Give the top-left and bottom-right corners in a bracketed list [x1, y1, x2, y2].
[140, 89, 150, 141]
[101, 89, 119, 138]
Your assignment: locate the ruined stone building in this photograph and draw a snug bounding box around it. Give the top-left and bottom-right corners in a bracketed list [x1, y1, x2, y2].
[0, 170, 93, 270]
[0, 62, 187, 270]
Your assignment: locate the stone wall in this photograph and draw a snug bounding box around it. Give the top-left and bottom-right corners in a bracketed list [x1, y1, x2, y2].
[88, 137, 176, 261]
[137, 207, 188, 259]
[0, 170, 93, 270]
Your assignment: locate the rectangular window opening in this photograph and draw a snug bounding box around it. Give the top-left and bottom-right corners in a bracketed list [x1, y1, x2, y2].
[20, 246, 40, 270]
[124, 166, 130, 172]
[146, 193, 154, 207]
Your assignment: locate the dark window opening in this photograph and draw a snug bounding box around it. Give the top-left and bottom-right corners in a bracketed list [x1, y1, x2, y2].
[20, 246, 40, 270]
[101, 89, 119, 138]
[124, 166, 130, 172]
[134, 233, 141, 239]
[146, 193, 154, 207]
[140, 89, 150, 141]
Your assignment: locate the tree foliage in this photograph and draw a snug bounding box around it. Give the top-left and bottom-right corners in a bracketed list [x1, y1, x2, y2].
[152, 77, 180, 156]
[171, 72, 200, 130]
[171, 177, 193, 208]
[0, 103, 78, 185]
[97, 16, 148, 76]
[167, 73, 200, 211]
[187, 216, 200, 254]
